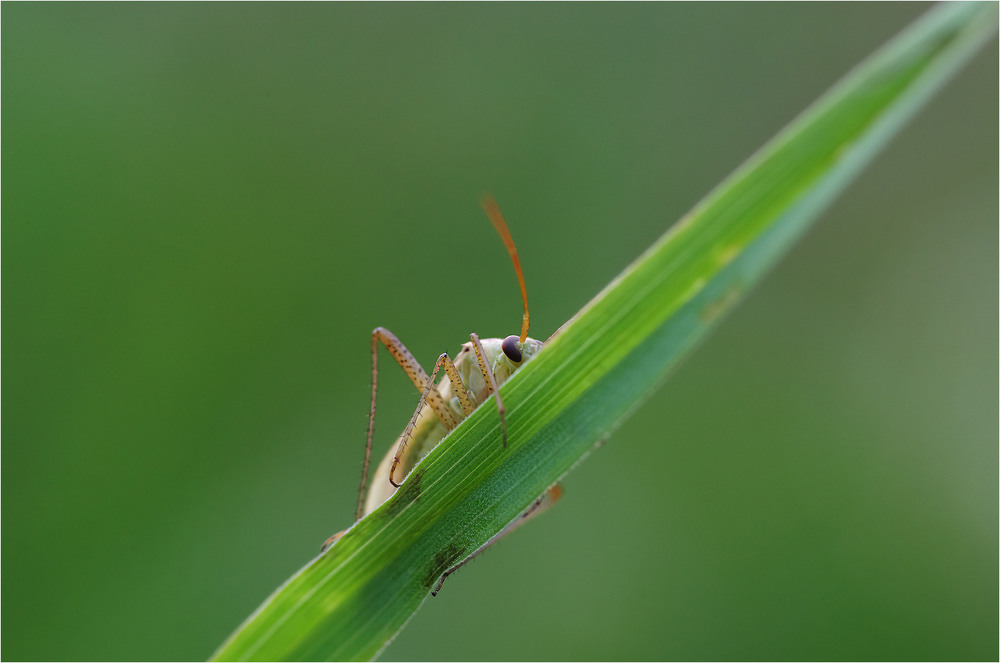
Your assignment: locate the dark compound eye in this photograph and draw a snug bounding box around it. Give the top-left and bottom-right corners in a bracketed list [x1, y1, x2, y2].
[501, 335, 522, 363]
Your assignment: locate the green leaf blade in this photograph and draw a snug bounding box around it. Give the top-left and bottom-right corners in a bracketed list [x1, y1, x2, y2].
[212, 4, 997, 660]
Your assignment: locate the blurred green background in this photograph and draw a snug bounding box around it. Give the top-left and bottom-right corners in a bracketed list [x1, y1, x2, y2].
[3, 3, 996, 661]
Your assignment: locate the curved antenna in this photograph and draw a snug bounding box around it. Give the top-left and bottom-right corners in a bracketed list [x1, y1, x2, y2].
[481, 196, 529, 343]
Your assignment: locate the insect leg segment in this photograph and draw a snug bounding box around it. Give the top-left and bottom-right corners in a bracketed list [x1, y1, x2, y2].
[371, 327, 458, 427]
[389, 351, 472, 487]
[470, 332, 507, 448]
[356, 332, 380, 521]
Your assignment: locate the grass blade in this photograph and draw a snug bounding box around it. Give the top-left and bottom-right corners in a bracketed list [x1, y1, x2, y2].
[213, 4, 997, 660]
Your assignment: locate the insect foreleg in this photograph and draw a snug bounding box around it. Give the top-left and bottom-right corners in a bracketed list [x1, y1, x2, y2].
[389, 351, 469, 487]
[470, 332, 507, 447]
[441, 354, 475, 418]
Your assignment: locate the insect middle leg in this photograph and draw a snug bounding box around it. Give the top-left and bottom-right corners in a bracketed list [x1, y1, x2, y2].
[388, 350, 477, 487]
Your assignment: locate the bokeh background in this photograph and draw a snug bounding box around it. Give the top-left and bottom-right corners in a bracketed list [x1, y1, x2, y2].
[3, 3, 996, 661]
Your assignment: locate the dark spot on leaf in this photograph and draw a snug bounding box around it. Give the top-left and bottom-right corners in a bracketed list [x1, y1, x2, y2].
[383, 468, 422, 517]
[423, 543, 467, 591]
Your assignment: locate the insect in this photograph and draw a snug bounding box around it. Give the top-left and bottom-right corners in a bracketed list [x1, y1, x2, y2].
[321, 197, 562, 595]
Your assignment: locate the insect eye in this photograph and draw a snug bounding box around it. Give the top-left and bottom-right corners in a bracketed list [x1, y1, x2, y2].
[501, 335, 522, 363]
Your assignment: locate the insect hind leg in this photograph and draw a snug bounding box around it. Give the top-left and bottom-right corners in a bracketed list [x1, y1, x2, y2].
[432, 483, 563, 596]
[356, 328, 461, 520]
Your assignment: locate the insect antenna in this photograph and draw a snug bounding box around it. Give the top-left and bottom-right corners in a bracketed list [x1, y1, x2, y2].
[481, 196, 530, 343]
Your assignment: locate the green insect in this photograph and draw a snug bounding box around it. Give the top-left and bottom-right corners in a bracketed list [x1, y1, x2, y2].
[322, 197, 562, 595]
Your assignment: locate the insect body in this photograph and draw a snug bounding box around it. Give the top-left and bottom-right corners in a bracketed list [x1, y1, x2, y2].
[360, 329, 544, 515]
[321, 198, 562, 594]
